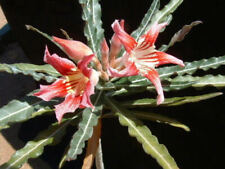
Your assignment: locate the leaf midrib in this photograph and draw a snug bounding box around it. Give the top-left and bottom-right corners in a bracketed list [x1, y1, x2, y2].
[112, 104, 173, 169]
[5, 121, 70, 169]
[0, 100, 43, 123]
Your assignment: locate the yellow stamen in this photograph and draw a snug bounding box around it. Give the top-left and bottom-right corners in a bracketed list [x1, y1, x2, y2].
[64, 69, 89, 96]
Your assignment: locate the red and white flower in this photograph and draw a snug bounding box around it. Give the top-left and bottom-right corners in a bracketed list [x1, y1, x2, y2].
[34, 47, 99, 122]
[109, 20, 185, 104]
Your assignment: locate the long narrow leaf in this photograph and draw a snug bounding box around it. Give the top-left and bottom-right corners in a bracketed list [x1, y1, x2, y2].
[131, 111, 189, 132]
[104, 97, 179, 169]
[159, 21, 202, 52]
[159, 55, 225, 79]
[67, 91, 103, 160]
[0, 92, 59, 130]
[131, 0, 160, 40]
[0, 63, 59, 82]
[121, 92, 222, 107]
[67, 106, 102, 160]
[79, 0, 104, 59]
[128, 55, 225, 85]
[167, 92, 223, 106]
[0, 117, 78, 169]
[170, 75, 225, 88]
[0, 63, 59, 76]
[150, 0, 183, 25]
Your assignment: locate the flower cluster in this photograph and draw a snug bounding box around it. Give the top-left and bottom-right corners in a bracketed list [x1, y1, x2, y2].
[35, 20, 184, 122]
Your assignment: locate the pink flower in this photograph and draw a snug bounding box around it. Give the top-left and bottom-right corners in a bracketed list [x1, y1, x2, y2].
[53, 36, 93, 61]
[34, 46, 99, 122]
[109, 20, 185, 104]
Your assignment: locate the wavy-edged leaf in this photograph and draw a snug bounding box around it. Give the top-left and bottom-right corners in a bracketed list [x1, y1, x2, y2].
[150, 0, 183, 25]
[107, 87, 148, 97]
[0, 63, 60, 76]
[167, 92, 222, 106]
[79, 0, 104, 59]
[0, 117, 78, 169]
[159, 20, 202, 51]
[104, 97, 179, 169]
[127, 77, 194, 92]
[0, 92, 59, 130]
[131, 0, 160, 40]
[82, 119, 102, 169]
[159, 55, 225, 79]
[103, 111, 189, 132]
[128, 55, 225, 85]
[67, 106, 102, 160]
[161, 80, 195, 91]
[131, 111, 189, 132]
[171, 75, 225, 88]
[0, 63, 59, 82]
[121, 92, 222, 108]
[121, 97, 179, 107]
[104, 79, 194, 97]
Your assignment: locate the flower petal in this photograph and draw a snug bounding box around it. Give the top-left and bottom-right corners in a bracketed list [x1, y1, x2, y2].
[140, 22, 167, 48]
[55, 94, 82, 123]
[34, 79, 67, 101]
[109, 61, 139, 77]
[154, 51, 185, 67]
[143, 69, 164, 105]
[44, 46, 76, 75]
[109, 20, 125, 67]
[112, 20, 137, 53]
[53, 36, 93, 61]
[89, 69, 99, 86]
[119, 19, 125, 29]
[77, 54, 95, 77]
[80, 81, 94, 108]
[101, 38, 109, 71]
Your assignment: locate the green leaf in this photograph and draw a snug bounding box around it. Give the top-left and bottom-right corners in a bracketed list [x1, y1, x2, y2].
[107, 87, 148, 97]
[150, 0, 183, 25]
[170, 75, 225, 88]
[166, 92, 223, 106]
[159, 21, 202, 52]
[160, 80, 195, 92]
[160, 14, 173, 32]
[104, 77, 194, 97]
[79, 0, 104, 59]
[67, 91, 103, 160]
[131, 0, 160, 40]
[104, 97, 179, 169]
[0, 117, 78, 169]
[0, 63, 59, 82]
[121, 92, 222, 107]
[0, 92, 59, 130]
[67, 106, 102, 160]
[129, 55, 225, 85]
[159, 55, 225, 79]
[132, 111, 190, 132]
[121, 98, 179, 107]
[127, 77, 194, 92]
